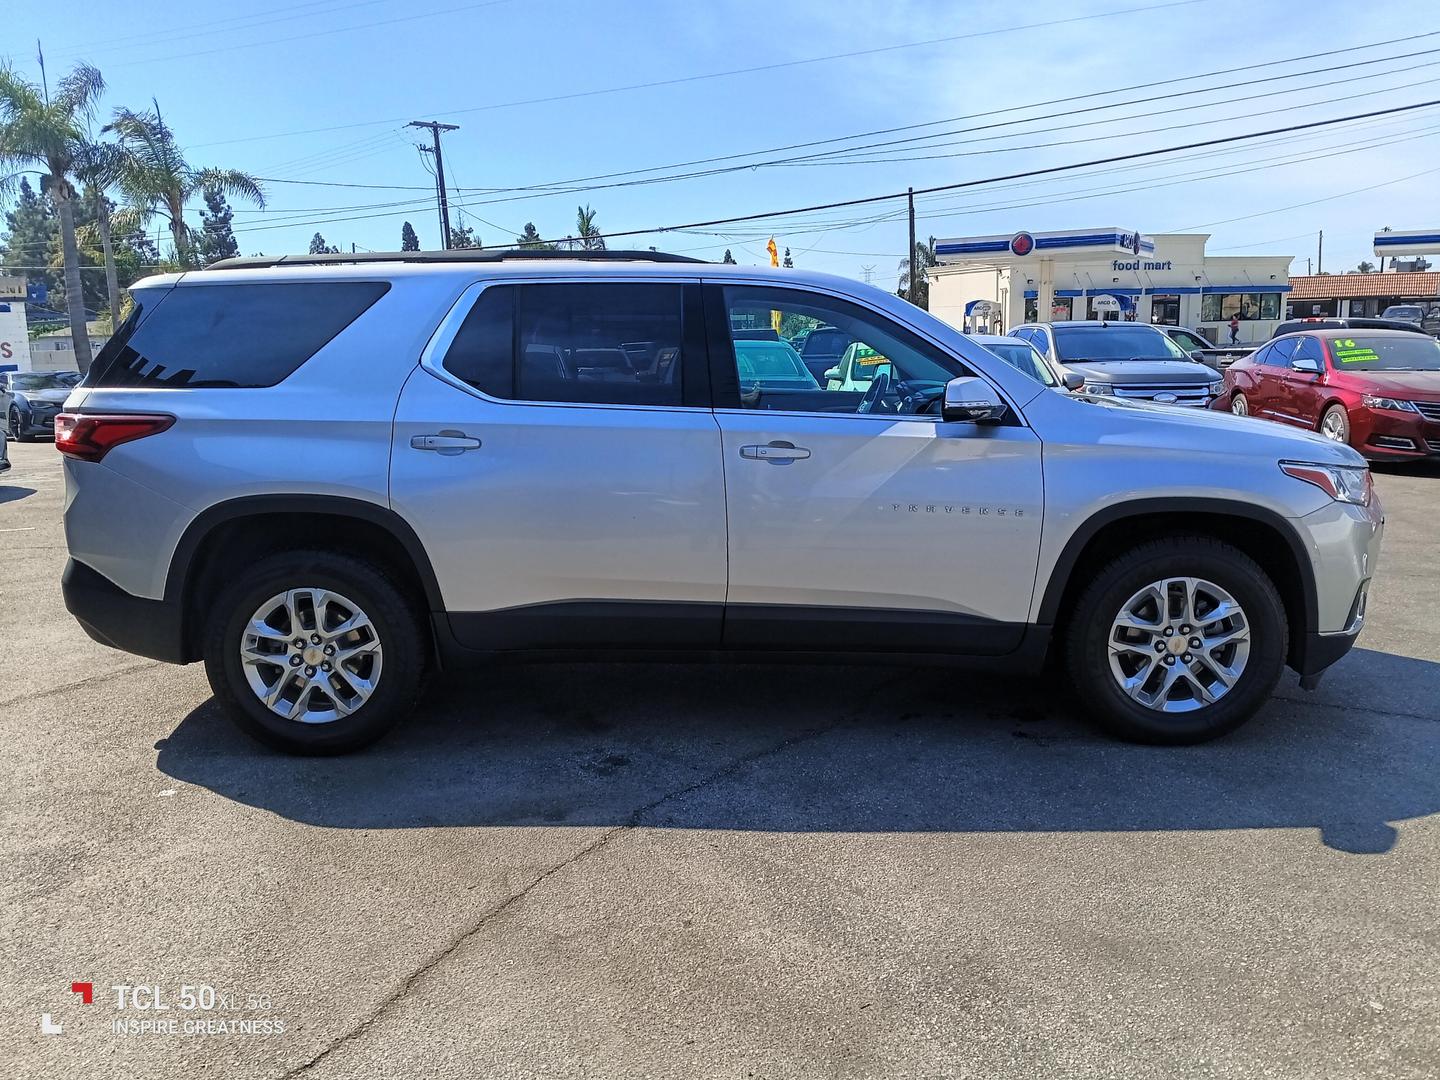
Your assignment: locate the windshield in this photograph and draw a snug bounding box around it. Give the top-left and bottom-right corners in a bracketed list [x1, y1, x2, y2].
[983, 341, 1057, 386]
[1328, 335, 1440, 371]
[734, 340, 819, 387]
[1382, 306, 1423, 319]
[1052, 325, 1188, 362]
[6, 372, 79, 391]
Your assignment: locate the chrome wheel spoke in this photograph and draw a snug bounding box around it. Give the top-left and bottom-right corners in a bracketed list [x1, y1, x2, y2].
[1107, 575, 1251, 714]
[239, 587, 383, 725]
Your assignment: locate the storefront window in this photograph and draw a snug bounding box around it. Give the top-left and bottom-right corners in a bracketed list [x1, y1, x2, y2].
[1202, 293, 1274, 321]
[1050, 298, 1073, 320]
[1024, 298, 1038, 323]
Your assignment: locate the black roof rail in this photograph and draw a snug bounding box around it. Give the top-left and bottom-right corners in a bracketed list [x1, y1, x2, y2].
[205, 249, 707, 271]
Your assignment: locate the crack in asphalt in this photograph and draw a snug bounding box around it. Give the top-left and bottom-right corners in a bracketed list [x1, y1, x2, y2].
[276, 719, 848, 1079]
[0, 659, 162, 712]
[1272, 692, 1439, 724]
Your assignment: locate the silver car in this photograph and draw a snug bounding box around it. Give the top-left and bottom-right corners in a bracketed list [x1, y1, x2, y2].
[58, 251, 1381, 753]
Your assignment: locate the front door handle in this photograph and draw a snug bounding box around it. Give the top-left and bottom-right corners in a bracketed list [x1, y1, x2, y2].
[411, 431, 481, 455]
[740, 441, 811, 463]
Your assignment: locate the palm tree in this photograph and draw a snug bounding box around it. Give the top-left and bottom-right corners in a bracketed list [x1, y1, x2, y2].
[897, 235, 938, 310]
[104, 104, 264, 268]
[575, 204, 605, 251]
[0, 62, 106, 371]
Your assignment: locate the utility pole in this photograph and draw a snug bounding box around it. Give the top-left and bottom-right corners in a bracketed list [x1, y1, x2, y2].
[861, 264, 876, 286]
[907, 187, 917, 300]
[408, 120, 459, 250]
[1317, 229, 1323, 275]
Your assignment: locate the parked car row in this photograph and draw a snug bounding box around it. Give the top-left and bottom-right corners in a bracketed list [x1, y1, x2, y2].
[967, 316, 1440, 465]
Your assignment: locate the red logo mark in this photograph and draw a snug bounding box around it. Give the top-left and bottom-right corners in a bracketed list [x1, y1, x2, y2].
[71, 982, 93, 1004]
[1009, 231, 1035, 256]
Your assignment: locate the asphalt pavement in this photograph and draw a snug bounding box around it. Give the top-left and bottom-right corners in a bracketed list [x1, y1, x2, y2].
[2, 438, 1437, 1080]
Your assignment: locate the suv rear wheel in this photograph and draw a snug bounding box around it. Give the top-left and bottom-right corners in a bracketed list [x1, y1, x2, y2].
[202, 550, 426, 754]
[1064, 537, 1287, 744]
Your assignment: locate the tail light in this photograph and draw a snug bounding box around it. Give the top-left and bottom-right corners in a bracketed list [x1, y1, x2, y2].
[54, 413, 175, 462]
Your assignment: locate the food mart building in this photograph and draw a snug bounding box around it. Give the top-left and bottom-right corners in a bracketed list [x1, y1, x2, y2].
[926, 228, 1292, 344]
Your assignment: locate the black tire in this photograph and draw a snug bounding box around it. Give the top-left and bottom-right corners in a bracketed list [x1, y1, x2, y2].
[202, 550, 426, 754]
[1064, 537, 1287, 745]
[1320, 403, 1350, 446]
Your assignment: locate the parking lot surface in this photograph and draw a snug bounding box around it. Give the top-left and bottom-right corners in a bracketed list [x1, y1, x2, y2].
[3, 438, 1437, 1079]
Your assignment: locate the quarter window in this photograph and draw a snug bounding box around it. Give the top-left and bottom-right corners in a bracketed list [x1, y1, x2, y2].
[1265, 338, 1299, 366]
[87, 281, 389, 388]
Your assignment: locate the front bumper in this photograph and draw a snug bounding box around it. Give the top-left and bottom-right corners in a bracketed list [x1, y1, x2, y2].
[1354, 405, 1440, 460]
[62, 558, 189, 664]
[1291, 493, 1383, 685]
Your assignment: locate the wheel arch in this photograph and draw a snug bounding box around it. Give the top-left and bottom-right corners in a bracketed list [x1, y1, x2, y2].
[165, 495, 444, 663]
[1038, 498, 1318, 669]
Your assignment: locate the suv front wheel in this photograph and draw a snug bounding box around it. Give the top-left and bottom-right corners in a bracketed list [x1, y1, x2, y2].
[202, 550, 426, 754]
[1064, 537, 1287, 744]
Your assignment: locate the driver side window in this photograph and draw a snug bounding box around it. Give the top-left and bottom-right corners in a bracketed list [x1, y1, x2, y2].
[720, 285, 966, 415]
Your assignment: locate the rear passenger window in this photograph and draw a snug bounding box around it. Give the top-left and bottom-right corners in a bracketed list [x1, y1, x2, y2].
[441, 282, 686, 407]
[88, 282, 389, 388]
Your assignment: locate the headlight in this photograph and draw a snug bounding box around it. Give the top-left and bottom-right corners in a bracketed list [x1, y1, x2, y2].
[1280, 461, 1373, 506]
[1081, 381, 1114, 395]
[1361, 394, 1417, 412]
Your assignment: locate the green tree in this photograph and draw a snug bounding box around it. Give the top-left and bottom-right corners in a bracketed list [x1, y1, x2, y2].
[0, 176, 59, 295]
[194, 186, 238, 264]
[782, 246, 793, 268]
[515, 222, 555, 250]
[575, 204, 604, 251]
[74, 136, 126, 324]
[308, 232, 339, 255]
[0, 61, 107, 371]
[897, 235, 938, 310]
[104, 104, 264, 269]
[447, 223, 480, 249]
[400, 221, 420, 251]
[1354, 260, 1376, 274]
[722, 248, 736, 264]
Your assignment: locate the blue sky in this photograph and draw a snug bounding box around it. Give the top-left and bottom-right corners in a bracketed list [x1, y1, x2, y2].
[5, 0, 1439, 281]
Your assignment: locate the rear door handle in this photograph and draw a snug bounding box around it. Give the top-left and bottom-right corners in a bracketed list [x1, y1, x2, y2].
[411, 431, 481, 455]
[740, 441, 811, 463]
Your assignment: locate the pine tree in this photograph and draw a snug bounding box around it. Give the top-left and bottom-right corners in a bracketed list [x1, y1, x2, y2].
[195, 187, 239, 264]
[447, 224, 480, 249]
[0, 177, 60, 297]
[308, 232, 339, 255]
[401, 221, 420, 251]
[722, 248, 737, 264]
[515, 222, 555, 250]
[782, 247, 793, 268]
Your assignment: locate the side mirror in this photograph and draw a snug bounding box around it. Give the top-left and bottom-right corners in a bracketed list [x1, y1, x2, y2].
[823, 367, 839, 381]
[1061, 371, 1086, 391]
[1290, 356, 1322, 374]
[1190, 350, 1207, 363]
[942, 376, 1008, 424]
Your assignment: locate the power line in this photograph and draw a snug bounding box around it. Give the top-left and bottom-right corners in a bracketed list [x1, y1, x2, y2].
[249, 29, 1440, 191]
[516, 99, 1440, 248]
[191, 0, 1214, 148]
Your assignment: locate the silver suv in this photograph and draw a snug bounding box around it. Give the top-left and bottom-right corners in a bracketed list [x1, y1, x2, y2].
[59, 252, 1382, 753]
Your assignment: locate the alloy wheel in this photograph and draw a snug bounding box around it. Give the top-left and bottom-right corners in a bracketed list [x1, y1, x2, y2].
[239, 588, 383, 724]
[1321, 409, 1348, 442]
[1230, 395, 1248, 416]
[1107, 577, 1251, 713]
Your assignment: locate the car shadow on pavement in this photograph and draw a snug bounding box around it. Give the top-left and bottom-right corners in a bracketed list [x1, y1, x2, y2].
[0, 485, 36, 505]
[155, 648, 1440, 856]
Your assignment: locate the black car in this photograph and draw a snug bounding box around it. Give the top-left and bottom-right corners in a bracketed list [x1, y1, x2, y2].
[1, 370, 81, 441]
[1271, 316, 1427, 338]
[1160, 325, 1255, 369]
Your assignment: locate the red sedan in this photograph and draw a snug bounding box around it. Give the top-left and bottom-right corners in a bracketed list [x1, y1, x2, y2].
[1214, 328, 1440, 462]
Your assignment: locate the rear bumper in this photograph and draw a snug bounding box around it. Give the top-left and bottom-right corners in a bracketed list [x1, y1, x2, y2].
[62, 558, 189, 664]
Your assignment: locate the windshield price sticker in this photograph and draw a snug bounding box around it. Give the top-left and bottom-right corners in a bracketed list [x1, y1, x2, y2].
[1332, 340, 1381, 365]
